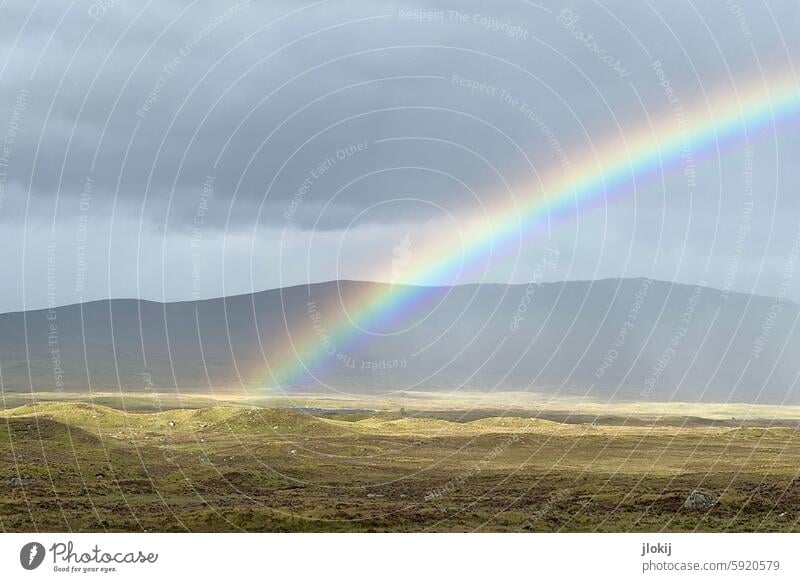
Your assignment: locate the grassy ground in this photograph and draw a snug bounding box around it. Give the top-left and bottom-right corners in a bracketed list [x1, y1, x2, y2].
[1, 393, 799, 532]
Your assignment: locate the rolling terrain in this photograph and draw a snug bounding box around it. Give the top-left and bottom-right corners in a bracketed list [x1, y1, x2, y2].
[1, 394, 799, 532]
[3, 279, 799, 531]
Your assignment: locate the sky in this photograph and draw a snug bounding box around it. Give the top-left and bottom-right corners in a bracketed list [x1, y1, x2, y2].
[0, 0, 799, 312]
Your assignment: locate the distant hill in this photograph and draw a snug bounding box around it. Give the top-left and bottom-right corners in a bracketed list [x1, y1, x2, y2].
[1, 278, 798, 403]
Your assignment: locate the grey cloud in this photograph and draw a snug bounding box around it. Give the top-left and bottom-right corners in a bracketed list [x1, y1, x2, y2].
[0, 0, 799, 311]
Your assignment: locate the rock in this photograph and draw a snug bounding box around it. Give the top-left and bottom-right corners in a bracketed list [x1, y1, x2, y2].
[167, 421, 176, 428]
[4, 476, 39, 486]
[290, 449, 297, 455]
[684, 489, 715, 510]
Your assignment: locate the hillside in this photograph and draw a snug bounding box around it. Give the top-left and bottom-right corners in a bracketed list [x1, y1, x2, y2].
[0, 278, 797, 402]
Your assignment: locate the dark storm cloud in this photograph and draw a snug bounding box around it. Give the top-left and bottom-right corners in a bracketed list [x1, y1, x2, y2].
[0, 0, 799, 310]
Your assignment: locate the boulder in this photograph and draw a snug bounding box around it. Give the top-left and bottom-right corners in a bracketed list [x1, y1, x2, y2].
[684, 489, 715, 510]
[4, 476, 40, 486]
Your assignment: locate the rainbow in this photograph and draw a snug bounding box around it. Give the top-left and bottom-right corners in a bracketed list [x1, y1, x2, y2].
[263, 71, 800, 391]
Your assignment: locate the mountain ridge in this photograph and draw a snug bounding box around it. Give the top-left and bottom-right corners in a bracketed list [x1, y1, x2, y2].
[4, 276, 785, 316]
[1, 278, 796, 403]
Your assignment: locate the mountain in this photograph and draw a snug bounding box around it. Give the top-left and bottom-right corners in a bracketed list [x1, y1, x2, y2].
[1, 278, 797, 403]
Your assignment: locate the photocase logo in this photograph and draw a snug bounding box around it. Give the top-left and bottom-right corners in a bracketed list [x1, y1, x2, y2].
[20, 542, 46, 570]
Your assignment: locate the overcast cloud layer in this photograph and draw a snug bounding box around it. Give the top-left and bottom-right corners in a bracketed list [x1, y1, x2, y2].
[0, 0, 799, 312]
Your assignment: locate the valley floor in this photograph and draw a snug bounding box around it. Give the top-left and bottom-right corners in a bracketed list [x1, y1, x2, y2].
[1, 393, 799, 532]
